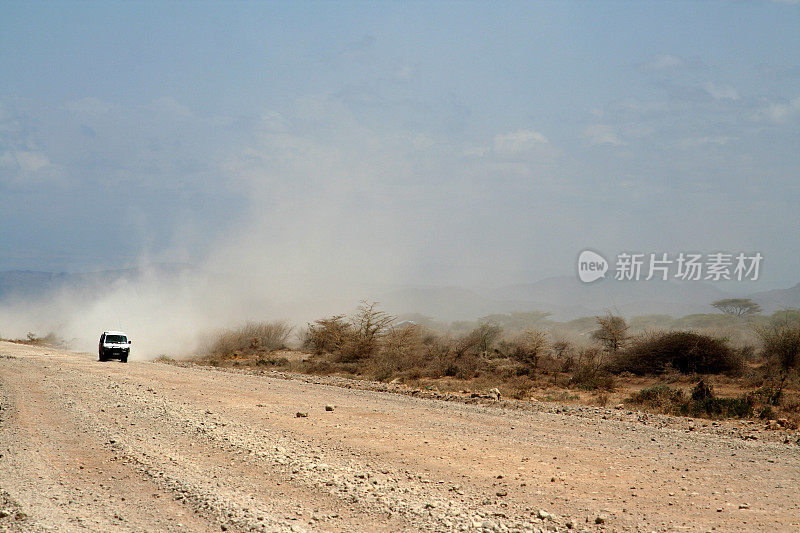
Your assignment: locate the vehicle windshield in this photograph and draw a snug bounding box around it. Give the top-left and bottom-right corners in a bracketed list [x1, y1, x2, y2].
[105, 335, 127, 344]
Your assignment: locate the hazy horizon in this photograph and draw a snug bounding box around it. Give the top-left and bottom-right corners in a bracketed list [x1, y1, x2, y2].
[1, 1, 798, 356]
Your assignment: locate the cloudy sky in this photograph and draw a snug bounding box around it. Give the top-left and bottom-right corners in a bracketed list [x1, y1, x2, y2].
[1, 1, 799, 289]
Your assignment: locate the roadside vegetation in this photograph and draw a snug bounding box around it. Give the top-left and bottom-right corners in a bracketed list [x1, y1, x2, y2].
[188, 301, 800, 425]
[0, 331, 68, 348]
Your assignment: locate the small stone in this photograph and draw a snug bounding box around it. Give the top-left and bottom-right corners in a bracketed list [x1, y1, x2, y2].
[296, 412, 308, 418]
[565, 518, 575, 529]
[739, 504, 750, 509]
[496, 490, 508, 497]
[0, 510, 9, 518]
[325, 405, 334, 411]
[595, 513, 607, 524]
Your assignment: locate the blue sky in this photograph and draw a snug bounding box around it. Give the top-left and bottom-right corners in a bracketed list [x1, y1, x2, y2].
[1, 1, 799, 288]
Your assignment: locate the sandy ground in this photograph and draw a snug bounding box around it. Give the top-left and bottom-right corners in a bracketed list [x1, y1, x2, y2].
[1, 342, 799, 533]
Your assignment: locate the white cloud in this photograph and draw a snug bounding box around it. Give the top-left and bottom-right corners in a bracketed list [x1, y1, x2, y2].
[584, 124, 625, 146]
[147, 96, 193, 118]
[642, 54, 686, 71]
[394, 65, 414, 80]
[493, 129, 548, 156]
[462, 146, 491, 158]
[411, 133, 435, 150]
[14, 151, 51, 172]
[703, 82, 739, 101]
[65, 97, 117, 115]
[0, 150, 63, 185]
[676, 136, 737, 149]
[751, 95, 800, 123]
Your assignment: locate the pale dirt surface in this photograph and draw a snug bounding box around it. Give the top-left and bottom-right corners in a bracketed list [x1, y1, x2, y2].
[1, 342, 799, 533]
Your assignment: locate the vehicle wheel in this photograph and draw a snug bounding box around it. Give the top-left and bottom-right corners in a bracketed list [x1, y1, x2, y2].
[99, 352, 107, 362]
[121, 355, 128, 363]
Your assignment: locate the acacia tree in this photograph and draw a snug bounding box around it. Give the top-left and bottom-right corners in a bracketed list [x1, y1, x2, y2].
[591, 313, 629, 353]
[711, 298, 762, 317]
[347, 301, 395, 360]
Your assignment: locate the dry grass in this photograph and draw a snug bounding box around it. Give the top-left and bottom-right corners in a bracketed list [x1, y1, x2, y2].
[187, 306, 800, 423]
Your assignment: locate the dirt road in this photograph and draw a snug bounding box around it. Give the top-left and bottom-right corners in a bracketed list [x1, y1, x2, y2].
[1, 342, 798, 532]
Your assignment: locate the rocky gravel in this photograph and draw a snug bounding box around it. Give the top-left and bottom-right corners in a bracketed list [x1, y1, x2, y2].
[1, 342, 799, 532]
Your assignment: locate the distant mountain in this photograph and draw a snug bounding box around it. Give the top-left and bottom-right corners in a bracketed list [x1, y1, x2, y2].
[749, 282, 800, 312]
[0, 264, 188, 302]
[377, 286, 574, 321]
[2, 267, 797, 322]
[377, 277, 733, 321]
[485, 276, 731, 319]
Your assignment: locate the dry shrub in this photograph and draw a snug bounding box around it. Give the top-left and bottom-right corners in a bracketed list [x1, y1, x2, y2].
[305, 302, 394, 363]
[683, 380, 753, 418]
[418, 335, 457, 379]
[627, 380, 753, 419]
[370, 325, 425, 381]
[304, 315, 352, 355]
[594, 392, 610, 406]
[340, 301, 394, 362]
[614, 331, 741, 375]
[505, 330, 548, 372]
[430, 323, 503, 379]
[5, 331, 68, 348]
[568, 347, 615, 390]
[203, 321, 292, 358]
[505, 375, 534, 399]
[756, 320, 800, 373]
[550, 339, 577, 372]
[627, 384, 686, 412]
[457, 322, 502, 356]
[592, 314, 629, 353]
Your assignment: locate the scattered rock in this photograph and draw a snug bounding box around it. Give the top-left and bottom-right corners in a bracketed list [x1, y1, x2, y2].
[595, 513, 607, 524]
[325, 405, 334, 412]
[295, 412, 308, 418]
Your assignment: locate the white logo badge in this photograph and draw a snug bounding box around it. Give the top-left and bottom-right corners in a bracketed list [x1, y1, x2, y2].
[577, 250, 608, 283]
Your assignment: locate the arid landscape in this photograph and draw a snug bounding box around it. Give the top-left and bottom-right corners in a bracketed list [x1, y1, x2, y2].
[3, 2, 799, 532]
[1, 340, 799, 532]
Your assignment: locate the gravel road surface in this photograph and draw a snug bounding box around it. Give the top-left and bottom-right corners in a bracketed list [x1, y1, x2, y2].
[1, 342, 798, 532]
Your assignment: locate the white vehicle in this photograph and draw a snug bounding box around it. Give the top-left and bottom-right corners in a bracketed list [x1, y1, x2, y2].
[98, 331, 131, 362]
